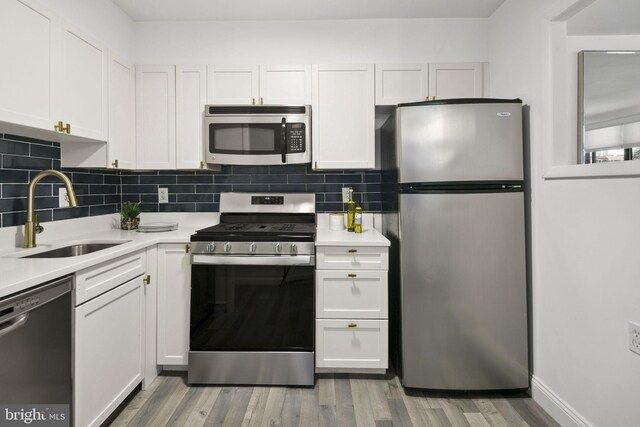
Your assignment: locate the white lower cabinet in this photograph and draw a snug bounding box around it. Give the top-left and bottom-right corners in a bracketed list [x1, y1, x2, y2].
[74, 276, 144, 427]
[316, 270, 388, 319]
[157, 243, 191, 366]
[315, 244, 389, 372]
[316, 319, 388, 369]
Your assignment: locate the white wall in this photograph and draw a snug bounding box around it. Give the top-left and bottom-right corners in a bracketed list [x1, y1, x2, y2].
[48, 0, 135, 59]
[134, 18, 489, 64]
[490, 1, 640, 426]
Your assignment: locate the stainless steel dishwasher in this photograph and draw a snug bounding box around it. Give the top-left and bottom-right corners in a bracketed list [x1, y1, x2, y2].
[0, 275, 73, 406]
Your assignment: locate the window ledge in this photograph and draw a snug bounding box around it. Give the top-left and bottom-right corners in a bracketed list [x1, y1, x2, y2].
[544, 161, 640, 180]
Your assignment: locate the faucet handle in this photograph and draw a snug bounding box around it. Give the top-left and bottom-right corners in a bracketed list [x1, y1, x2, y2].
[34, 214, 44, 234]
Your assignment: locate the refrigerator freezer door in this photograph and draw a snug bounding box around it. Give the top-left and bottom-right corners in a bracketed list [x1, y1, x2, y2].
[399, 192, 528, 390]
[396, 102, 523, 183]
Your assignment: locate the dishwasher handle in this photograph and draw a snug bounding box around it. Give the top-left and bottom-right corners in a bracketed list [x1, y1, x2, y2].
[0, 313, 29, 338]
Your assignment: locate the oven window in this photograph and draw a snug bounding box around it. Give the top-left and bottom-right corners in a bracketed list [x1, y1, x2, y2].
[210, 123, 282, 154]
[190, 265, 314, 352]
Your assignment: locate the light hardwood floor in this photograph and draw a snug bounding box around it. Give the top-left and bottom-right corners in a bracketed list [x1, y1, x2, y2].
[106, 373, 559, 427]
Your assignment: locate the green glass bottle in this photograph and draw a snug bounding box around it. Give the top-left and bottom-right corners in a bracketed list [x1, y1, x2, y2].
[354, 204, 363, 234]
[346, 189, 355, 232]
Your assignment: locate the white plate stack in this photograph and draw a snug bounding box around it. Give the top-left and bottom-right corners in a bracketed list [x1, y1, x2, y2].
[137, 222, 179, 233]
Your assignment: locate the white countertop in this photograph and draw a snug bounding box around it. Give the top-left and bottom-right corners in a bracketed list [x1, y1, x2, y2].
[0, 212, 389, 299]
[0, 213, 217, 300]
[315, 227, 390, 247]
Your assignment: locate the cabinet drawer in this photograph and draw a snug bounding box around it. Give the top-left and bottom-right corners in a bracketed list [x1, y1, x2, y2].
[316, 319, 388, 369]
[76, 250, 146, 305]
[316, 246, 388, 270]
[316, 270, 388, 319]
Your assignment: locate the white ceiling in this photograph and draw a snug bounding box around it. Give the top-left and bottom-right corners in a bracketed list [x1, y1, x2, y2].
[111, 0, 506, 22]
[568, 0, 640, 35]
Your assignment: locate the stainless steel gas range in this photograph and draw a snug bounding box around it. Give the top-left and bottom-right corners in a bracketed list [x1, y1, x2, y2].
[188, 193, 316, 386]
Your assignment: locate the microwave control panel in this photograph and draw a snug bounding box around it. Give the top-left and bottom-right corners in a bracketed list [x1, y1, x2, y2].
[287, 123, 306, 153]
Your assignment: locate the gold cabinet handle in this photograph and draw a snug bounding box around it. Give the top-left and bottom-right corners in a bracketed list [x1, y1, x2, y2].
[260, 97, 264, 104]
[347, 249, 358, 253]
[199, 161, 205, 169]
[185, 244, 191, 253]
[143, 274, 151, 285]
[425, 96, 429, 101]
[348, 323, 358, 328]
[347, 273, 357, 278]
[111, 160, 119, 168]
[432, 96, 436, 101]
[64, 123, 71, 134]
[252, 98, 256, 105]
[54, 120, 64, 132]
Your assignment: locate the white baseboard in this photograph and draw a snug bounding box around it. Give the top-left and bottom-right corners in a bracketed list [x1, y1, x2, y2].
[531, 375, 593, 427]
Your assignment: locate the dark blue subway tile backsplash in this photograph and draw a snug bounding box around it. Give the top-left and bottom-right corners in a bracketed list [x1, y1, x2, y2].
[0, 134, 382, 228]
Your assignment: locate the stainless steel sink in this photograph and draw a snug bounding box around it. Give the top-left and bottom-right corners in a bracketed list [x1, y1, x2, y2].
[21, 243, 126, 259]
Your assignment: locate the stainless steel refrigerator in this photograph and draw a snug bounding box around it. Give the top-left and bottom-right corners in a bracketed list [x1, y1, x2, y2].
[381, 98, 529, 390]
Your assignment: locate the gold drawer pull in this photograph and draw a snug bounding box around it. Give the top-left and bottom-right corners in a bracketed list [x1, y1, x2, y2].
[347, 249, 358, 253]
[348, 323, 358, 328]
[142, 275, 151, 285]
[347, 273, 357, 278]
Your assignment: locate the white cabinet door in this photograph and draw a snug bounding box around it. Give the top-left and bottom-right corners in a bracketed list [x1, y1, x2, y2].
[157, 243, 191, 366]
[316, 319, 388, 369]
[56, 21, 108, 141]
[176, 65, 207, 169]
[207, 65, 259, 105]
[74, 276, 144, 427]
[136, 65, 176, 169]
[259, 64, 311, 105]
[375, 63, 428, 105]
[312, 64, 375, 170]
[0, 0, 58, 131]
[108, 52, 136, 169]
[143, 245, 160, 389]
[428, 63, 486, 100]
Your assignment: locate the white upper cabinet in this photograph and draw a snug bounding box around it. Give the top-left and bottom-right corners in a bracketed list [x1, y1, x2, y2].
[108, 52, 136, 169]
[259, 64, 311, 105]
[0, 0, 58, 131]
[428, 62, 485, 100]
[207, 64, 311, 105]
[56, 21, 108, 141]
[135, 65, 176, 169]
[375, 63, 428, 105]
[312, 64, 375, 170]
[207, 65, 259, 105]
[176, 65, 207, 169]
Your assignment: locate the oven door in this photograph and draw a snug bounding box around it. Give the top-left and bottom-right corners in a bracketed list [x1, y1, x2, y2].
[204, 116, 310, 165]
[190, 256, 314, 352]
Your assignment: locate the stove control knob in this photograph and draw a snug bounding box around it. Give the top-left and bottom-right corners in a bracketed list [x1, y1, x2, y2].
[291, 243, 298, 254]
[224, 242, 231, 253]
[206, 243, 215, 253]
[249, 242, 257, 253]
[275, 243, 282, 253]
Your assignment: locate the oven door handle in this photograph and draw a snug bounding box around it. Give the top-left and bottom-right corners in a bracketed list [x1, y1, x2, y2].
[191, 255, 315, 266]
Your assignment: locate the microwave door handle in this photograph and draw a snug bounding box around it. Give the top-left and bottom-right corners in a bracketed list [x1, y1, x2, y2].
[281, 118, 287, 164]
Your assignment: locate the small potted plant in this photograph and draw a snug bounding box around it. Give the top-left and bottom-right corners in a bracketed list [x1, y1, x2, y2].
[119, 201, 141, 230]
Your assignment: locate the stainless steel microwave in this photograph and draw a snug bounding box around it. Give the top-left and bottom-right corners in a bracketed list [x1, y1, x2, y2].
[204, 105, 311, 166]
